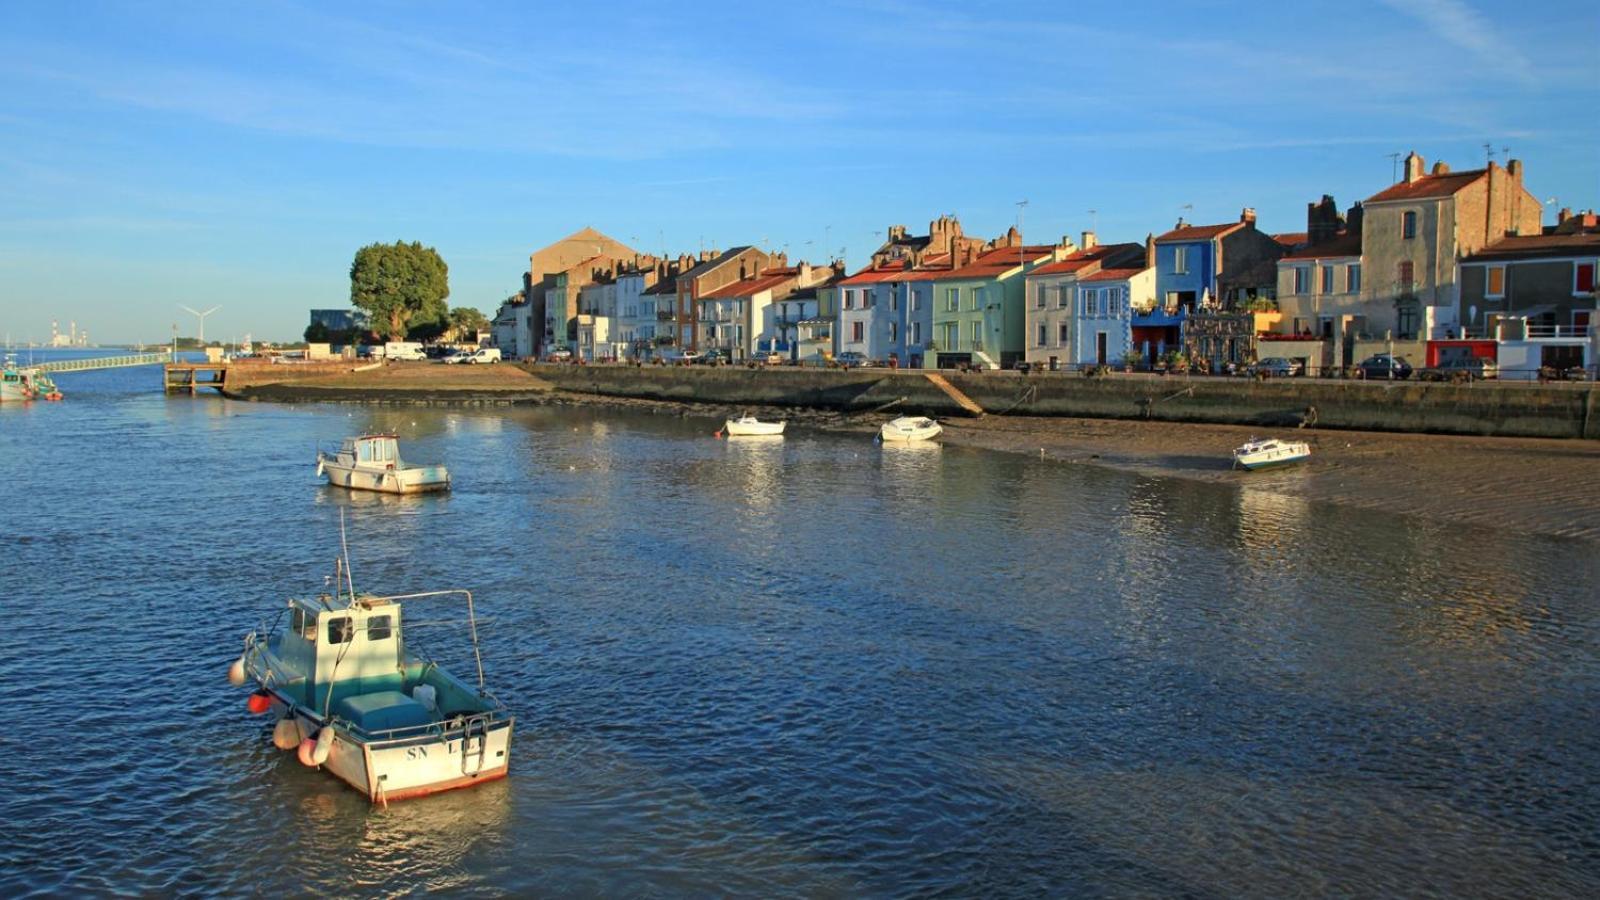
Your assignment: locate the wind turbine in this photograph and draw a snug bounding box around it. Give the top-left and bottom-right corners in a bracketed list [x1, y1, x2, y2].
[178, 305, 221, 346]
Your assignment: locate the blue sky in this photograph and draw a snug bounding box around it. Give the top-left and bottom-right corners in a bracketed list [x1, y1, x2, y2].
[2, 0, 1596, 343]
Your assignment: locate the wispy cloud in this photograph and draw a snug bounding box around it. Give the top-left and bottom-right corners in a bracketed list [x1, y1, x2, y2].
[1376, 0, 1538, 85]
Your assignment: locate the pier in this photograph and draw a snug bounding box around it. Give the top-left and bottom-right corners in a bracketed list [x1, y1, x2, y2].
[163, 361, 229, 394]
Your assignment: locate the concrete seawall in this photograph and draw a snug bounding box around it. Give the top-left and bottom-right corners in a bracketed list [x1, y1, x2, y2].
[528, 364, 1600, 440]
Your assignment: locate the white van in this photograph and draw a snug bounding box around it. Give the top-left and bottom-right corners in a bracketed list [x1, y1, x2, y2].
[384, 341, 427, 361]
[464, 347, 501, 364]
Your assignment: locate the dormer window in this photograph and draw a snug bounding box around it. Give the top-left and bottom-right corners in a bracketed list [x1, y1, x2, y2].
[1402, 211, 1418, 239]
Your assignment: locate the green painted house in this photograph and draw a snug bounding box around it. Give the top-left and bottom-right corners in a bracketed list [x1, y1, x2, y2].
[931, 244, 1062, 369]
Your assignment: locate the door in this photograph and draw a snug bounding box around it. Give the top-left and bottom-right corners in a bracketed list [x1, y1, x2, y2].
[1096, 332, 1108, 366]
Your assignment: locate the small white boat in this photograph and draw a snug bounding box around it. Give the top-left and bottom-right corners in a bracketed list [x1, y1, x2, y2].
[317, 434, 450, 494]
[1232, 437, 1312, 470]
[722, 413, 786, 437]
[230, 542, 512, 804]
[880, 415, 942, 442]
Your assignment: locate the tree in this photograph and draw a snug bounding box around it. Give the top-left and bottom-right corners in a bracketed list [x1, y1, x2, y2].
[304, 321, 331, 343]
[448, 306, 490, 341]
[349, 241, 450, 341]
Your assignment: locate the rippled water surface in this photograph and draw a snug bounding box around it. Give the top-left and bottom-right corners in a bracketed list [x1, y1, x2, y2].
[2, 356, 1598, 897]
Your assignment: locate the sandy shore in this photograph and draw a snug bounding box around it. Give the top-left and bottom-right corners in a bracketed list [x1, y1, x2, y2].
[235, 363, 1600, 541]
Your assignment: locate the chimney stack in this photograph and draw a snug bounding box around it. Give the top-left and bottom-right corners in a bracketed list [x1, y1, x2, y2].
[1403, 151, 1424, 184]
[1081, 230, 1097, 250]
[1432, 161, 1451, 175]
[1240, 207, 1257, 225]
[1144, 234, 1156, 270]
[1558, 207, 1572, 225]
[1508, 159, 1523, 182]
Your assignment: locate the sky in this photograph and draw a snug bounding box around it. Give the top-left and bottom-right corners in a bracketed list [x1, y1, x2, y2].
[1, 0, 1596, 344]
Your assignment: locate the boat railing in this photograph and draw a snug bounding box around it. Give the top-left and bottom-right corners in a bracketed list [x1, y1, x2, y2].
[338, 707, 515, 745]
[358, 589, 487, 690]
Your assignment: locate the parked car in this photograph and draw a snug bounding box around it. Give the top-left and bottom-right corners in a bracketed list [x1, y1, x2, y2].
[1250, 357, 1303, 378]
[545, 348, 573, 362]
[1427, 356, 1497, 381]
[761, 351, 785, 366]
[660, 349, 700, 365]
[454, 347, 501, 364]
[835, 351, 870, 369]
[1355, 353, 1413, 380]
[441, 348, 470, 364]
[697, 349, 729, 366]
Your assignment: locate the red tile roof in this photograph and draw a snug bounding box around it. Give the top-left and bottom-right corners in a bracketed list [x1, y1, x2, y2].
[840, 262, 953, 285]
[1462, 230, 1600, 262]
[1272, 232, 1308, 248]
[1154, 221, 1244, 243]
[1027, 243, 1136, 277]
[1081, 267, 1146, 283]
[1282, 233, 1363, 260]
[1365, 169, 1487, 203]
[934, 245, 1056, 280]
[698, 271, 795, 300]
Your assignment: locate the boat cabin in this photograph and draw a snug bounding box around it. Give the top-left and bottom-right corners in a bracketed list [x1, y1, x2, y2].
[270, 596, 487, 736]
[341, 435, 401, 467]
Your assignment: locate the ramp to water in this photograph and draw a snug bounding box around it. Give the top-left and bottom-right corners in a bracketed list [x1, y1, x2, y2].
[923, 372, 985, 416]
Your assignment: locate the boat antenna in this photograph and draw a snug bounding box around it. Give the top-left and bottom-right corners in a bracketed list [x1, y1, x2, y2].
[339, 509, 356, 605]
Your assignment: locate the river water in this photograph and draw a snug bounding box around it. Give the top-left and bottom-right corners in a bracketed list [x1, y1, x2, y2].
[2, 354, 1597, 897]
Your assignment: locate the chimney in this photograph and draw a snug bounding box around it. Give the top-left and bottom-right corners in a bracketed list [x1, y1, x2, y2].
[1080, 230, 1097, 250]
[1508, 159, 1523, 182]
[1431, 161, 1451, 176]
[1175, 217, 1186, 230]
[1144, 233, 1156, 270]
[799, 262, 813, 284]
[1240, 207, 1257, 225]
[1558, 207, 1572, 225]
[1403, 151, 1424, 183]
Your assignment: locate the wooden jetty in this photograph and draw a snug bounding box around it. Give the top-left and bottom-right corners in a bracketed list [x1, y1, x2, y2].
[164, 361, 229, 394]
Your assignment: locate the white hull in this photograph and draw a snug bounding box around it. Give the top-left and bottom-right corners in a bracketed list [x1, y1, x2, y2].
[1233, 439, 1312, 470]
[880, 417, 942, 442]
[318, 458, 450, 494]
[275, 699, 512, 802]
[724, 417, 786, 436]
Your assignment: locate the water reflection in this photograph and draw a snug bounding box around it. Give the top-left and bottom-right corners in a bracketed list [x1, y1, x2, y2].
[3, 371, 1599, 896]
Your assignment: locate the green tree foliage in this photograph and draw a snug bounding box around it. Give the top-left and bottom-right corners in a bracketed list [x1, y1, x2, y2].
[349, 241, 450, 341]
[304, 321, 331, 343]
[449, 306, 490, 340]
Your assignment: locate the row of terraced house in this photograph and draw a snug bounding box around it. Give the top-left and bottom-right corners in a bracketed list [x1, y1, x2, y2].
[493, 152, 1598, 379]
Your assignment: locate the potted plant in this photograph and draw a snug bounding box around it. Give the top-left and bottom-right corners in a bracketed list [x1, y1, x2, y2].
[1121, 350, 1141, 373]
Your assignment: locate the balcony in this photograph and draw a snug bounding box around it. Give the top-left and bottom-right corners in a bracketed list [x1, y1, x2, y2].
[657, 311, 675, 321]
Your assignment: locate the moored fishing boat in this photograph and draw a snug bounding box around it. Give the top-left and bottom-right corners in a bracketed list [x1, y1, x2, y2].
[1232, 436, 1312, 470]
[317, 434, 450, 494]
[1, 356, 62, 402]
[879, 415, 942, 442]
[229, 548, 513, 804]
[721, 413, 786, 437]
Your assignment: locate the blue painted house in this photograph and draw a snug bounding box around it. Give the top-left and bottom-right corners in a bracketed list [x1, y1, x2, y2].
[1134, 208, 1284, 362]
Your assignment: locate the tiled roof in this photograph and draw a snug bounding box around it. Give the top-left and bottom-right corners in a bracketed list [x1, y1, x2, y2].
[934, 245, 1055, 280]
[1283, 233, 1363, 260]
[840, 261, 953, 285]
[1154, 222, 1243, 243]
[698, 271, 795, 300]
[1462, 231, 1600, 262]
[1028, 242, 1140, 276]
[1365, 169, 1487, 203]
[1081, 267, 1147, 283]
[678, 246, 756, 283]
[1272, 232, 1308, 248]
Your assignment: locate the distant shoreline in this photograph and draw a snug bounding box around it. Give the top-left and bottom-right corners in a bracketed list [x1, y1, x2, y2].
[224, 361, 1600, 542]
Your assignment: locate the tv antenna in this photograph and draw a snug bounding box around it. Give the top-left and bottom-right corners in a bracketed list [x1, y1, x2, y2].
[177, 304, 221, 346]
[1387, 152, 1402, 183]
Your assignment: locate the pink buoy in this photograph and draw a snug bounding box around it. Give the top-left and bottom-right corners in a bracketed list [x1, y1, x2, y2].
[298, 737, 317, 767]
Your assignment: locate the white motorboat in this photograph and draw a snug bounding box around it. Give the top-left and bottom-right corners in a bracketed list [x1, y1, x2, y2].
[722, 414, 786, 437]
[229, 544, 513, 804]
[317, 434, 450, 494]
[1232, 437, 1312, 470]
[880, 415, 942, 442]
